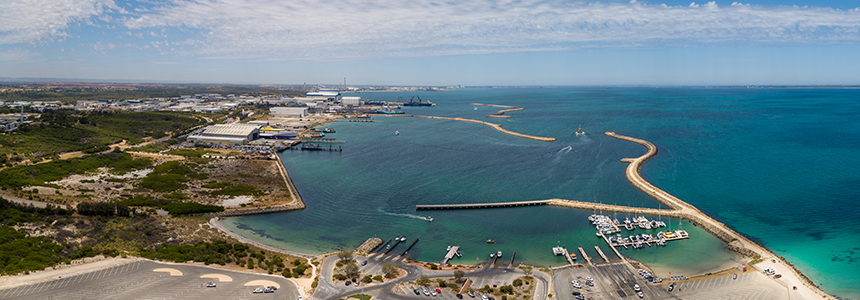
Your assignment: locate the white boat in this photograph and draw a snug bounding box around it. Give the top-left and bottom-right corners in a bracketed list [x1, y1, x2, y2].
[447, 246, 452, 251]
[400, 236, 407, 242]
[489, 253, 495, 259]
[553, 246, 565, 256]
[576, 125, 585, 135]
[496, 250, 502, 258]
[425, 216, 433, 222]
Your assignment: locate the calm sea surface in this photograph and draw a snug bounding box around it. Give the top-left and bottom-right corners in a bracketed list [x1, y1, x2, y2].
[222, 87, 860, 299]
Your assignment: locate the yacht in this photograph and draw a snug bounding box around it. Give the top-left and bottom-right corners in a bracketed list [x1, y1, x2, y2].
[553, 246, 565, 256]
[400, 236, 407, 242]
[496, 250, 502, 258]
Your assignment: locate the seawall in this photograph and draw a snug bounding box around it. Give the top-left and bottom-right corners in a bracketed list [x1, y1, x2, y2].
[387, 114, 556, 142]
[605, 131, 833, 299]
[212, 154, 305, 217]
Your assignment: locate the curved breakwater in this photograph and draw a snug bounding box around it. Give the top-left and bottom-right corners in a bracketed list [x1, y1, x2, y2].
[383, 114, 556, 142]
[604, 131, 834, 299]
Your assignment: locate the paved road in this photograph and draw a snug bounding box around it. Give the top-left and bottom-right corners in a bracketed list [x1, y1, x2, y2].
[0, 260, 299, 300]
[315, 251, 549, 300]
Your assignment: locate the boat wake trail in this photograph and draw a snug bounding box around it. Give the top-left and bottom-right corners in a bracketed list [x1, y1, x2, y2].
[558, 145, 573, 153]
[378, 208, 428, 221]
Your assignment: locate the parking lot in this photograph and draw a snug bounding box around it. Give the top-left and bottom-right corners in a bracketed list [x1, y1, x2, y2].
[668, 271, 788, 300]
[553, 262, 661, 300]
[0, 260, 299, 300]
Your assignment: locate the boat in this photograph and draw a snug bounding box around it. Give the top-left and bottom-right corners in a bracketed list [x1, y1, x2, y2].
[375, 107, 404, 114]
[395, 131, 400, 135]
[447, 246, 452, 251]
[402, 96, 435, 106]
[424, 216, 433, 222]
[322, 128, 336, 133]
[259, 130, 298, 139]
[596, 232, 602, 237]
[486, 239, 495, 244]
[489, 253, 495, 259]
[496, 250, 502, 258]
[553, 246, 565, 256]
[576, 125, 585, 135]
[400, 236, 407, 242]
[570, 253, 577, 260]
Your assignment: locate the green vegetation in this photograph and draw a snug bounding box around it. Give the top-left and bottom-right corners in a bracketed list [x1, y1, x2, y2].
[202, 181, 232, 189]
[77, 202, 130, 217]
[345, 294, 372, 300]
[0, 226, 67, 275]
[1, 198, 72, 225]
[210, 184, 263, 196]
[162, 202, 224, 216]
[0, 152, 151, 189]
[382, 262, 399, 278]
[0, 199, 81, 275]
[138, 161, 206, 193]
[0, 111, 199, 160]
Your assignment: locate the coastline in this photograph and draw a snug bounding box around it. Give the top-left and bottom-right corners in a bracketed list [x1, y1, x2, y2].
[604, 132, 833, 300]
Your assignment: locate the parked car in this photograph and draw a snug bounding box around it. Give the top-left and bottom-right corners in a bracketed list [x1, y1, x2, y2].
[362, 261, 367, 266]
[252, 287, 264, 293]
[205, 282, 216, 288]
[264, 287, 275, 293]
[457, 294, 463, 299]
[345, 281, 351, 286]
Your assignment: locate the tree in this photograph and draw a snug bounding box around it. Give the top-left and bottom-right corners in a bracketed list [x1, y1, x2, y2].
[416, 274, 430, 285]
[362, 275, 373, 283]
[453, 270, 466, 283]
[520, 265, 533, 277]
[382, 262, 399, 278]
[336, 248, 353, 262]
[344, 262, 360, 278]
[499, 285, 514, 294]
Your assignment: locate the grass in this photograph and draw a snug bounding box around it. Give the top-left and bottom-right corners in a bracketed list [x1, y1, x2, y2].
[346, 294, 373, 300]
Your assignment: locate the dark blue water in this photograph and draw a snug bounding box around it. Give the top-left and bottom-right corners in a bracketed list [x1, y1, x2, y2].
[223, 87, 860, 298]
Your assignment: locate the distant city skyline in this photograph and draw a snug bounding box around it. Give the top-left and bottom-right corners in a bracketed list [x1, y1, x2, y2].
[1, 0, 859, 86]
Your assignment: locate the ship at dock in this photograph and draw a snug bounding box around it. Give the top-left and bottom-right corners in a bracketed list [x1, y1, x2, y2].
[401, 96, 435, 106]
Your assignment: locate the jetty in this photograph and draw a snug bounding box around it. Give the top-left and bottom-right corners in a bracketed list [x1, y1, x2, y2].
[471, 103, 525, 118]
[400, 238, 419, 256]
[578, 246, 593, 266]
[562, 248, 577, 266]
[442, 246, 460, 265]
[383, 114, 556, 142]
[416, 200, 550, 210]
[594, 246, 609, 263]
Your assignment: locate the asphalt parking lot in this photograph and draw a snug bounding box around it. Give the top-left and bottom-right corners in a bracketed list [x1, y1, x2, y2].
[0, 260, 299, 300]
[668, 272, 788, 300]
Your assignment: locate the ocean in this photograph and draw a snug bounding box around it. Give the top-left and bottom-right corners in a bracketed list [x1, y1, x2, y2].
[221, 87, 860, 299]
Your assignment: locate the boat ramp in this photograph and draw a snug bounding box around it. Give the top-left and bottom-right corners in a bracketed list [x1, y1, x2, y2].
[442, 246, 460, 265]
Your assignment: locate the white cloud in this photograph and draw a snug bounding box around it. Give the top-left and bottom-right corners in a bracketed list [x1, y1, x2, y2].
[106, 0, 860, 60]
[0, 0, 121, 45]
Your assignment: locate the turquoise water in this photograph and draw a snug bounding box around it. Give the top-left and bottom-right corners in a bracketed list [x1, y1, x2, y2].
[222, 87, 860, 299]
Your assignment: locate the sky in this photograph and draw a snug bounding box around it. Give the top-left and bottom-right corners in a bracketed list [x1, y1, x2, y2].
[1, 0, 860, 86]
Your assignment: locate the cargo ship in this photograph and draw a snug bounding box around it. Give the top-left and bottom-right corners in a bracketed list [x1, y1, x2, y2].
[402, 96, 435, 106]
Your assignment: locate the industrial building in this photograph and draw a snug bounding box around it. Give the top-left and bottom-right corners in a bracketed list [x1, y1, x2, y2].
[306, 89, 341, 101]
[270, 107, 308, 118]
[186, 124, 260, 145]
[341, 96, 361, 106]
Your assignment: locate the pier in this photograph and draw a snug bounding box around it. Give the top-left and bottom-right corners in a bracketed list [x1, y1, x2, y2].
[578, 246, 593, 266]
[562, 248, 577, 267]
[295, 144, 342, 151]
[594, 246, 610, 263]
[442, 246, 460, 265]
[400, 238, 419, 256]
[599, 233, 627, 263]
[375, 239, 392, 253]
[383, 238, 403, 255]
[301, 137, 345, 144]
[509, 251, 516, 266]
[415, 200, 550, 210]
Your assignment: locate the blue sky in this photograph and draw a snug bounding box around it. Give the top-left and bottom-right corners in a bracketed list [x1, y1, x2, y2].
[1, 0, 859, 86]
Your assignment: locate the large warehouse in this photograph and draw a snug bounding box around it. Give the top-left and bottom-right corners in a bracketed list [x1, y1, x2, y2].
[270, 107, 308, 118]
[186, 123, 260, 145]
